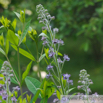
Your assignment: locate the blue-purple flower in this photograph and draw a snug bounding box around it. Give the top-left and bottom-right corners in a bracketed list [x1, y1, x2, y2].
[57, 58, 63, 63]
[47, 64, 53, 70]
[49, 51, 55, 58]
[52, 39, 58, 44]
[41, 36, 47, 41]
[46, 73, 52, 78]
[13, 86, 20, 91]
[63, 74, 71, 80]
[43, 40, 48, 46]
[63, 54, 70, 61]
[2, 94, 8, 100]
[11, 96, 17, 102]
[67, 80, 73, 85]
[58, 39, 64, 45]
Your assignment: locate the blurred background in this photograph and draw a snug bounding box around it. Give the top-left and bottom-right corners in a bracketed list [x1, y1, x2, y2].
[0, 0, 103, 97]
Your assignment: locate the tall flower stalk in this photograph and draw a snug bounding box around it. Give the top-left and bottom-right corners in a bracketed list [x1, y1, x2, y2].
[36, 4, 73, 101]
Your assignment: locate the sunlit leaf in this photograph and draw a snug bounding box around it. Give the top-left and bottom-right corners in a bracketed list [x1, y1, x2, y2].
[22, 61, 32, 81]
[11, 45, 35, 61]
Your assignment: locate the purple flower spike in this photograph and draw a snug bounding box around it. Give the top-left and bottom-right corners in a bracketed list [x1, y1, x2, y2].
[63, 54, 70, 61]
[13, 86, 20, 91]
[58, 39, 64, 45]
[47, 64, 53, 70]
[52, 39, 58, 44]
[63, 74, 71, 80]
[11, 96, 17, 102]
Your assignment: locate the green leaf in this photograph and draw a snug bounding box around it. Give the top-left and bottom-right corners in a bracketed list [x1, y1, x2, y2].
[11, 45, 35, 61]
[19, 20, 31, 45]
[30, 78, 46, 103]
[25, 76, 41, 96]
[17, 91, 27, 102]
[39, 54, 46, 62]
[12, 19, 17, 31]
[66, 87, 75, 95]
[40, 96, 48, 103]
[0, 59, 3, 69]
[39, 33, 49, 38]
[7, 29, 19, 46]
[22, 61, 32, 81]
[5, 39, 9, 55]
[14, 12, 21, 20]
[0, 74, 5, 84]
[0, 48, 6, 56]
[56, 88, 62, 100]
[11, 77, 18, 85]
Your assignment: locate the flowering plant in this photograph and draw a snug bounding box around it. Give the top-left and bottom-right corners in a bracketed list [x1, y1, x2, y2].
[0, 4, 98, 103]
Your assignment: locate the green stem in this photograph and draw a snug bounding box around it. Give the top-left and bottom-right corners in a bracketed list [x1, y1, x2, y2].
[6, 76, 10, 103]
[6, 55, 20, 86]
[36, 43, 42, 82]
[17, 47, 23, 98]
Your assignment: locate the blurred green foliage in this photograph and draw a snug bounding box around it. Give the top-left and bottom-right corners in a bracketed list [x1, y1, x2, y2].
[0, 0, 103, 94]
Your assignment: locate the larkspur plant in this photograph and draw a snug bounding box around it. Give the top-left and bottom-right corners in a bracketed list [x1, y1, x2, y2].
[0, 3, 99, 103]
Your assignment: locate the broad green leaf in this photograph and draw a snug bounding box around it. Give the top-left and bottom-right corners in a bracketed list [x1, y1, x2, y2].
[22, 61, 32, 81]
[5, 39, 9, 55]
[30, 78, 46, 103]
[0, 48, 6, 56]
[11, 45, 35, 61]
[25, 76, 41, 96]
[7, 29, 19, 46]
[19, 20, 31, 45]
[39, 54, 46, 62]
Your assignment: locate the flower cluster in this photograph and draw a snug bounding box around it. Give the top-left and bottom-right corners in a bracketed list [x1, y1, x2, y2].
[77, 69, 93, 94]
[77, 69, 98, 103]
[0, 61, 20, 103]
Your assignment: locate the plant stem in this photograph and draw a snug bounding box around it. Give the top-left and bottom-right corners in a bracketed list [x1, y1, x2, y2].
[6, 76, 10, 103]
[17, 47, 23, 98]
[6, 55, 20, 86]
[36, 43, 42, 82]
